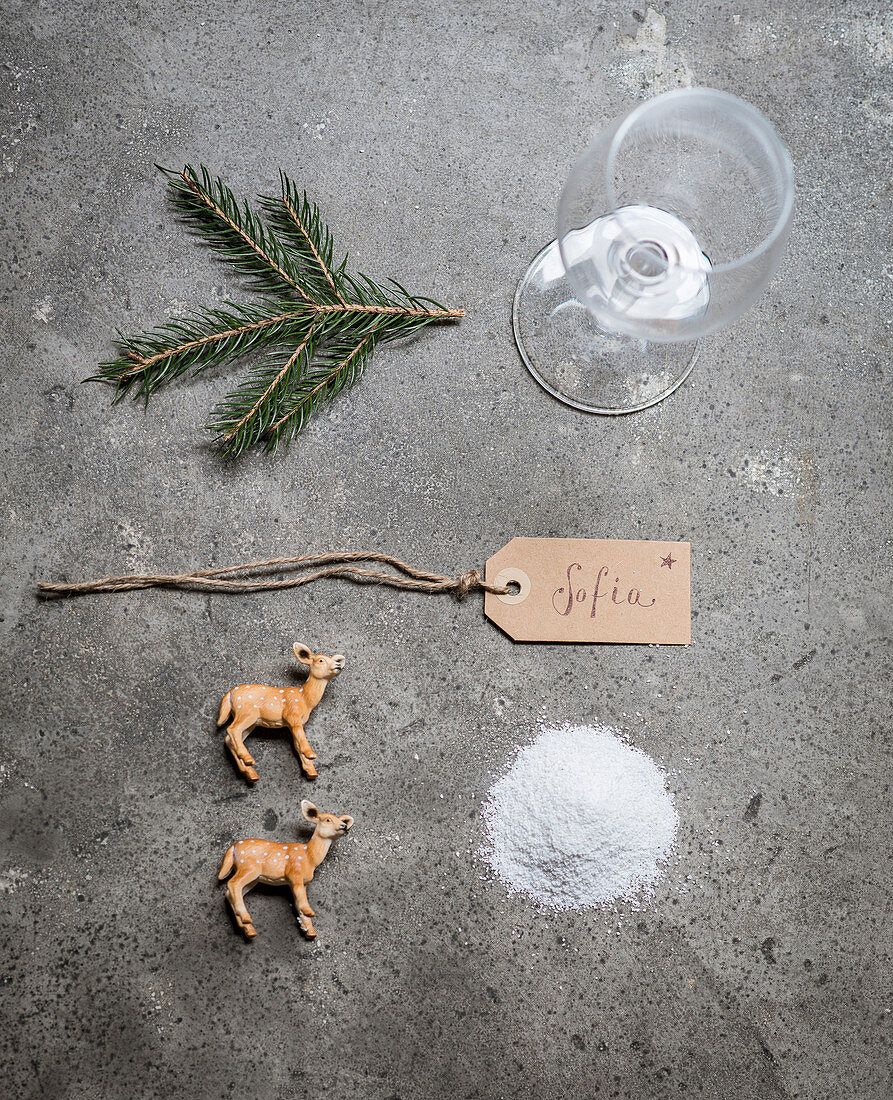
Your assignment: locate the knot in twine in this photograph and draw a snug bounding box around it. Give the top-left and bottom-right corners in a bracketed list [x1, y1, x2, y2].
[36, 551, 510, 602]
[454, 569, 485, 600]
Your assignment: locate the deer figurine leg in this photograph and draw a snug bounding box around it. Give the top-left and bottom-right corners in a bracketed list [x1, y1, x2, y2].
[224, 718, 260, 783]
[287, 721, 318, 780]
[225, 869, 261, 938]
[289, 878, 317, 938]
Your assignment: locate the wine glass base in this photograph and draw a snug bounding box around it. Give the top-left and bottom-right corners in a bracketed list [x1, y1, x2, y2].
[512, 239, 700, 414]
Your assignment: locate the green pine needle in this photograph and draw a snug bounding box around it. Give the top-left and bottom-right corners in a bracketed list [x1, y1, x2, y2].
[90, 166, 464, 455]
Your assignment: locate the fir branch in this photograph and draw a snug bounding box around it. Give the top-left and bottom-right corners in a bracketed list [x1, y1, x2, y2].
[268, 330, 379, 448]
[90, 301, 314, 400]
[90, 165, 464, 455]
[208, 328, 320, 455]
[261, 173, 347, 305]
[163, 165, 313, 301]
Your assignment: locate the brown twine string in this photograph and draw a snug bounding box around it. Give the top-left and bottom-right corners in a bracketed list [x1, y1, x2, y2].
[36, 550, 509, 601]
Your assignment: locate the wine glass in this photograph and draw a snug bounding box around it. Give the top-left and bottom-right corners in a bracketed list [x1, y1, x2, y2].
[513, 88, 795, 414]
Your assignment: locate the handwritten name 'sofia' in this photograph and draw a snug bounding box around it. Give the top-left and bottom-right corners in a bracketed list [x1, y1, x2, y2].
[552, 562, 656, 619]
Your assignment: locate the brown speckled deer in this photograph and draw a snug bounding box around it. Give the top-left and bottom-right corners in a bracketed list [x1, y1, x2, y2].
[218, 800, 354, 939]
[217, 643, 345, 782]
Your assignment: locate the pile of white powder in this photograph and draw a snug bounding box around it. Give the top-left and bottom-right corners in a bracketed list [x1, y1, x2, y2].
[481, 724, 678, 909]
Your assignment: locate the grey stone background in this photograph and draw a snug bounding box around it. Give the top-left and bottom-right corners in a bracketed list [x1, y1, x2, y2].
[1, 1, 890, 1097]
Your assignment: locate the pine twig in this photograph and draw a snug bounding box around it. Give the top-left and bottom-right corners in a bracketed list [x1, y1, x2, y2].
[89, 301, 315, 401]
[90, 166, 463, 454]
[164, 164, 311, 301]
[269, 330, 378, 448]
[208, 324, 321, 455]
[261, 172, 347, 305]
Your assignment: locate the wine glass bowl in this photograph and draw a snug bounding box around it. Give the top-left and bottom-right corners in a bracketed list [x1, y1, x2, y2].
[514, 88, 794, 413]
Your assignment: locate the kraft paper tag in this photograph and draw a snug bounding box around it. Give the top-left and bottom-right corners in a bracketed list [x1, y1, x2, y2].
[484, 537, 691, 644]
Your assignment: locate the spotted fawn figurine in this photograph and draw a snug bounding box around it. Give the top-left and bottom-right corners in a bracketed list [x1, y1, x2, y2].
[217, 643, 345, 782]
[218, 800, 354, 939]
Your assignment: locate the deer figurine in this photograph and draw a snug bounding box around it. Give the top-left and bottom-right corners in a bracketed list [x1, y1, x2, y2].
[217, 643, 345, 782]
[218, 800, 354, 939]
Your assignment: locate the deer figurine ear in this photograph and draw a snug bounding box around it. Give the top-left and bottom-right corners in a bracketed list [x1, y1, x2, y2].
[340, 815, 354, 831]
[301, 800, 319, 821]
[293, 643, 313, 665]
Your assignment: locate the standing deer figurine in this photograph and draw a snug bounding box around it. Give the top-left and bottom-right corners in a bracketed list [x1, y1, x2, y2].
[217, 643, 345, 782]
[218, 800, 354, 939]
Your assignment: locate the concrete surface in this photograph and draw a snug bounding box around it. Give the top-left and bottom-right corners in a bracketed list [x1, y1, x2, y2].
[1, 1, 890, 1098]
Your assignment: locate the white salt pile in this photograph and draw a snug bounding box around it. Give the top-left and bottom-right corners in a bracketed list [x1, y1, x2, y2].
[481, 724, 678, 909]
